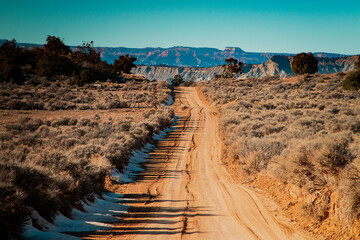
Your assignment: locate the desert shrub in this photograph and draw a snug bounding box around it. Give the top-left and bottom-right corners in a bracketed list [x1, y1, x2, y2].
[317, 135, 354, 175]
[0, 39, 24, 84]
[68, 118, 78, 126]
[79, 104, 92, 110]
[183, 79, 195, 87]
[341, 166, 360, 222]
[48, 101, 68, 111]
[61, 138, 80, 149]
[18, 134, 39, 146]
[43, 35, 71, 55]
[291, 52, 318, 75]
[0, 133, 12, 141]
[36, 52, 74, 77]
[36, 125, 50, 138]
[0, 184, 30, 239]
[71, 69, 97, 86]
[222, 58, 243, 78]
[80, 118, 91, 126]
[0, 60, 23, 84]
[22, 119, 43, 131]
[301, 190, 331, 221]
[116, 121, 131, 132]
[171, 74, 183, 86]
[343, 70, 360, 91]
[0, 164, 62, 222]
[5, 123, 23, 133]
[5, 99, 32, 110]
[113, 54, 137, 74]
[51, 117, 71, 127]
[96, 103, 107, 110]
[108, 99, 129, 109]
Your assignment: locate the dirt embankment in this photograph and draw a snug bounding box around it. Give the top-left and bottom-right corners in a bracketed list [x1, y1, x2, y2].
[223, 159, 360, 239]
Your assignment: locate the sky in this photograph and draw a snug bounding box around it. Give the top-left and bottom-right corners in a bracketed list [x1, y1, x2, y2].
[0, 0, 359, 54]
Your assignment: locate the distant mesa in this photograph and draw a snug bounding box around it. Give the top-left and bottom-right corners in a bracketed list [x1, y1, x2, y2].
[0, 39, 350, 68]
[224, 47, 245, 53]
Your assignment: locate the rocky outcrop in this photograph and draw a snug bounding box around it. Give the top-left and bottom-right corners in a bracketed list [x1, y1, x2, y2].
[318, 56, 358, 73]
[241, 55, 293, 79]
[133, 65, 223, 82]
[132, 55, 358, 82]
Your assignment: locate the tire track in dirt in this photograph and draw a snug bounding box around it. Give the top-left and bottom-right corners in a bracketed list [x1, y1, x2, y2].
[181, 106, 200, 237]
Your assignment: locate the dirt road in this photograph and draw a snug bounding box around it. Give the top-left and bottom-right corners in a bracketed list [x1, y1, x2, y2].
[80, 87, 309, 240]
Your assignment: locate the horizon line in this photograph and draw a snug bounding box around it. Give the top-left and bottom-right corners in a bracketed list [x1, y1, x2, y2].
[0, 38, 355, 56]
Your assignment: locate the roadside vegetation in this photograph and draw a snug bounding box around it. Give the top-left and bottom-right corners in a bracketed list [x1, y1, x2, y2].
[0, 37, 175, 239]
[198, 70, 360, 238]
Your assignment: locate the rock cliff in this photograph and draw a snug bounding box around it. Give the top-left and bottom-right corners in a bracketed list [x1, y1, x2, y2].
[132, 55, 358, 82]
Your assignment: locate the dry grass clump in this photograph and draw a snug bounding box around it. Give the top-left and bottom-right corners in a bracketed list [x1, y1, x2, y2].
[198, 73, 360, 224]
[0, 79, 174, 238]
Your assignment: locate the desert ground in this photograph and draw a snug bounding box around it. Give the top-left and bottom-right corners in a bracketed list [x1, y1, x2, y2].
[1, 72, 359, 240]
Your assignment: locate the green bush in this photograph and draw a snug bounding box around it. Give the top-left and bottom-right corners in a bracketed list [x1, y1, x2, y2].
[43, 35, 71, 55]
[0, 184, 30, 240]
[0, 60, 23, 84]
[317, 136, 354, 175]
[291, 52, 318, 75]
[0, 39, 24, 83]
[222, 58, 243, 78]
[171, 74, 183, 86]
[183, 79, 195, 87]
[71, 69, 95, 86]
[343, 70, 360, 91]
[113, 54, 137, 74]
[36, 52, 74, 77]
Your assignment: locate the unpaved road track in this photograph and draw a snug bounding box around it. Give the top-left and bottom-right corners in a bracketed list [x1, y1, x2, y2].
[79, 87, 309, 240]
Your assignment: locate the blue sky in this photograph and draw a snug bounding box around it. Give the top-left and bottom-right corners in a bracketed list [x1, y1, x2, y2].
[0, 0, 359, 54]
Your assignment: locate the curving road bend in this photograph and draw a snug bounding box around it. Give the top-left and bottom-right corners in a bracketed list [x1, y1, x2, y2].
[80, 87, 309, 240]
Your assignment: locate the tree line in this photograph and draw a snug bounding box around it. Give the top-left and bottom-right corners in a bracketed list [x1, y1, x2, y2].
[0, 36, 137, 86]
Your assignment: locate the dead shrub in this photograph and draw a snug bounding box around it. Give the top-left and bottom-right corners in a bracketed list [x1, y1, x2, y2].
[301, 190, 331, 222]
[51, 117, 70, 127]
[108, 99, 129, 109]
[36, 125, 50, 138]
[317, 135, 354, 175]
[341, 167, 360, 222]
